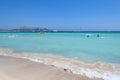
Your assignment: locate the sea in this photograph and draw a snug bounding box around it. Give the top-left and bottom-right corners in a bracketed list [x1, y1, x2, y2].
[0, 31, 120, 80]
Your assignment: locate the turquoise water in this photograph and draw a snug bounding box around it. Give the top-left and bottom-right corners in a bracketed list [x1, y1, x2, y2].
[0, 32, 120, 64]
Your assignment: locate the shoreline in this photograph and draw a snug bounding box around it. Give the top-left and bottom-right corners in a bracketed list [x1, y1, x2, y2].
[0, 48, 120, 80]
[0, 55, 101, 80]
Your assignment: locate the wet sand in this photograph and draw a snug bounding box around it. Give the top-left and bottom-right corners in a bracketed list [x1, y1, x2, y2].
[0, 55, 102, 80]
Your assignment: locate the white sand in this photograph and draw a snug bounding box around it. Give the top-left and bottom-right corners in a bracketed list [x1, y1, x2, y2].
[0, 55, 102, 80]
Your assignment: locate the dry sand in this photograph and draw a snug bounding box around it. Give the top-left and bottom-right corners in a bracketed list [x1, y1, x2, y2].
[0, 55, 102, 80]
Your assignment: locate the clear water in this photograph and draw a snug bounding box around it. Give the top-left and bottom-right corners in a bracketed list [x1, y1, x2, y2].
[0, 32, 120, 64]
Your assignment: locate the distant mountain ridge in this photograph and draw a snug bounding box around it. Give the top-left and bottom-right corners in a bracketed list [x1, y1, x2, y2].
[0, 26, 52, 32]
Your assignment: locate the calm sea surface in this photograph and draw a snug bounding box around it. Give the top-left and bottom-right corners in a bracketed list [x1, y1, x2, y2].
[0, 32, 120, 64]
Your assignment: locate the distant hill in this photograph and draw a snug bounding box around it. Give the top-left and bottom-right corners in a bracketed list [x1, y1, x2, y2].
[0, 26, 52, 32]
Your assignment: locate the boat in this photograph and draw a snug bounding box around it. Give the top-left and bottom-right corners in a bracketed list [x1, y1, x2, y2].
[37, 32, 46, 34]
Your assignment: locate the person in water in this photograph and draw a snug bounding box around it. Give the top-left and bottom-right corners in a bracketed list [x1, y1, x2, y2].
[86, 34, 90, 38]
[86, 35, 90, 37]
[97, 34, 100, 37]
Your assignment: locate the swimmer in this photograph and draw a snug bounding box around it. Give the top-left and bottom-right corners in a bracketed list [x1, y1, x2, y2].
[97, 34, 99, 37]
[86, 35, 90, 38]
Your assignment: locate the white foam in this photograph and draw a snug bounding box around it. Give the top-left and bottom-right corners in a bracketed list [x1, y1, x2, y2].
[27, 57, 120, 80]
[0, 48, 120, 80]
[100, 37, 105, 38]
[8, 35, 17, 38]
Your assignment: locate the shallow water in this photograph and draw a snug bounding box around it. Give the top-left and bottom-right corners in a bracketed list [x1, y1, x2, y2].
[0, 32, 120, 63]
[0, 32, 120, 80]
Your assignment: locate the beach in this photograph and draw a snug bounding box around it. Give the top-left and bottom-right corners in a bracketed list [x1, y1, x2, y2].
[0, 0, 120, 79]
[0, 33, 120, 80]
[0, 55, 102, 80]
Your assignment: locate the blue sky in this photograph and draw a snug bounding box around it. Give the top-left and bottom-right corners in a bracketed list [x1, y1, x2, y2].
[0, 0, 120, 31]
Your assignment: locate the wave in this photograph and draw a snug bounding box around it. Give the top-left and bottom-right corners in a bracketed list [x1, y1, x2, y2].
[0, 48, 120, 80]
[8, 35, 18, 38]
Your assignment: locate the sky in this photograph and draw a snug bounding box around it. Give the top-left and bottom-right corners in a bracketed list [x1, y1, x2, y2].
[0, 0, 120, 31]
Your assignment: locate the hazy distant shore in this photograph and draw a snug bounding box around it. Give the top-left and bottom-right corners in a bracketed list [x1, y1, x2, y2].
[0, 55, 102, 80]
